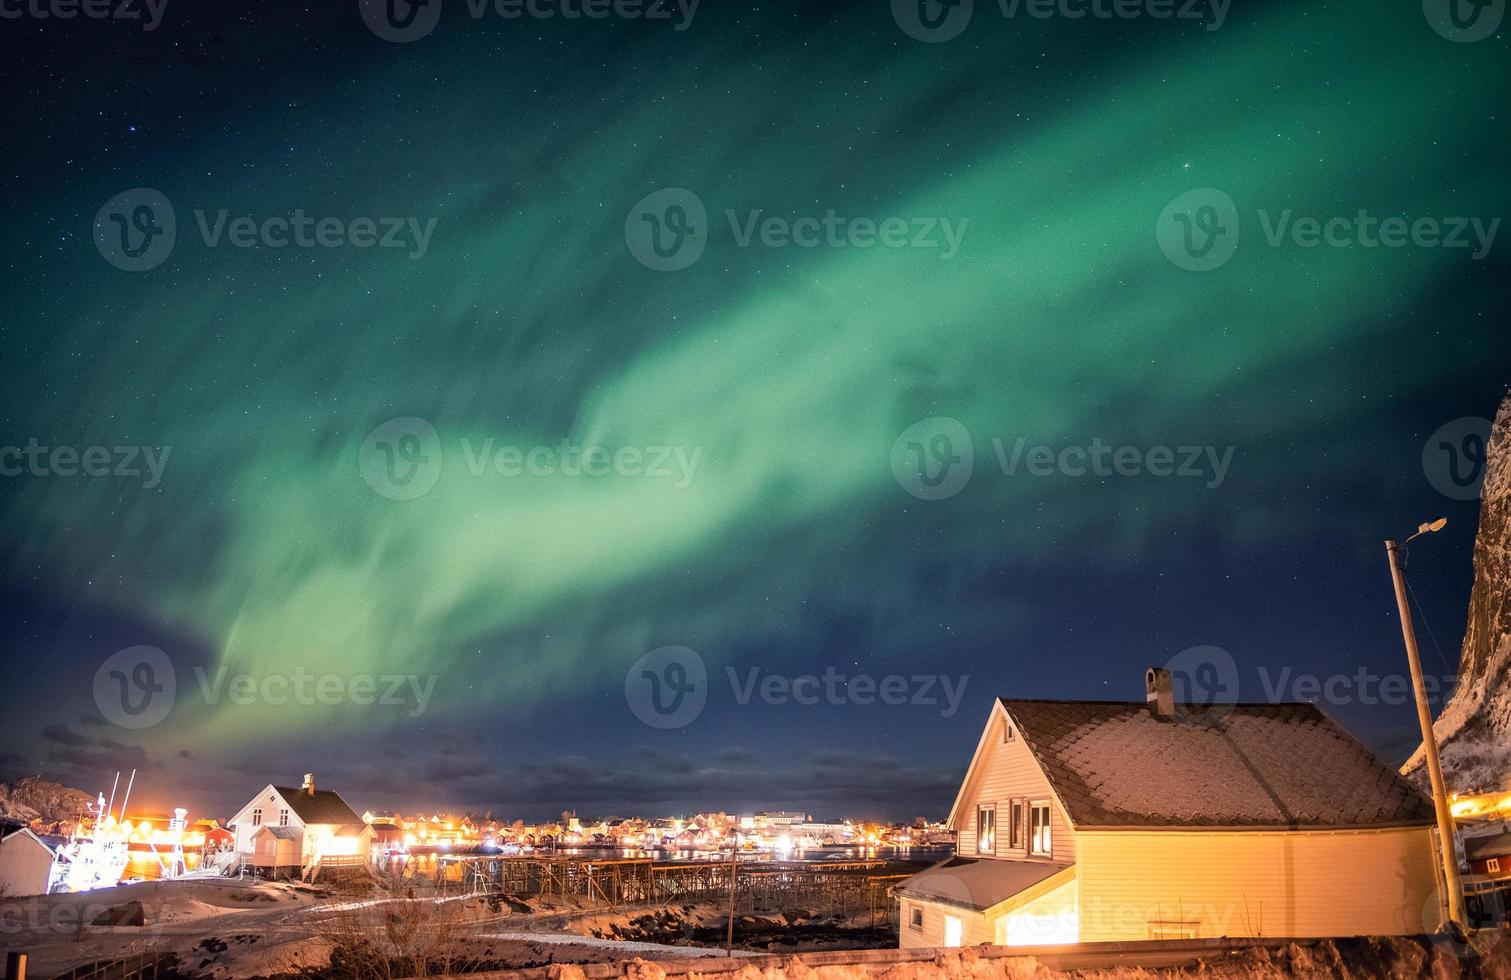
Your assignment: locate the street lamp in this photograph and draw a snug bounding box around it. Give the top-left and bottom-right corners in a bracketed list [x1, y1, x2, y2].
[1384, 517, 1466, 932]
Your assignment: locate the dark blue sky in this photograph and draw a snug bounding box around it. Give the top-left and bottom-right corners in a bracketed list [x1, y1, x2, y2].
[0, 0, 1507, 822]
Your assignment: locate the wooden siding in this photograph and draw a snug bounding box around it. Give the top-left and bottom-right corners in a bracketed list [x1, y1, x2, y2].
[1076, 827, 1442, 941]
[954, 708, 1076, 864]
[997, 878, 1079, 945]
[898, 898, 993, 949]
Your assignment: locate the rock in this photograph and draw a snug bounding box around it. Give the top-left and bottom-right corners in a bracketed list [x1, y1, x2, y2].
[1404, 393, 1511, 792]
[90, 901, 146, 927]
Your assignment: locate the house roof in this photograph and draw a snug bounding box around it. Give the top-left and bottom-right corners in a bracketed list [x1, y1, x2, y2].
[999, 698, 1435, 830]
[271, 786, 363, 826]
[895, 857, 1072, 912]
[1466, 829, 1511, 862]
[254, 825, 301, 839]
[0, 825, 56, 855]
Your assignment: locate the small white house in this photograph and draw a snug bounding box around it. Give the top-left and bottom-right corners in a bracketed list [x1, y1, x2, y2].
[0, 825, 57, 897]
[228, 774, 368, 879]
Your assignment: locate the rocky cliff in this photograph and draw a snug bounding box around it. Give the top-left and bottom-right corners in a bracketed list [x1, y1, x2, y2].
[1404, 393, 1511, 792]
[0, 775, 94, 830]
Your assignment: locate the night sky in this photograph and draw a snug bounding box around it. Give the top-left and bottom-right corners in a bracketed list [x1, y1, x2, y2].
[0, 0, 1507, 823]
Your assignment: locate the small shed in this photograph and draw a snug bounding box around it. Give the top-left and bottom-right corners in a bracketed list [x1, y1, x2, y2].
[0, 824, 57, 897]
[250, 826, 301, 877]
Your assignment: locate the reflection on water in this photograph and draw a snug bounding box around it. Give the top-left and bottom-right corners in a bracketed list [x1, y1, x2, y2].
[385, 844, 952, 867]
[123, 851, 204, 881]
[116, 844, 953, 884]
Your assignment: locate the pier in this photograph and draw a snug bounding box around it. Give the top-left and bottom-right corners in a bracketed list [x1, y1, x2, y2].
[428, 854, 912, 922]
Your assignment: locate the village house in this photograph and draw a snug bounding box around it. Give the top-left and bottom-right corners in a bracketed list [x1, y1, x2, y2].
[897, 669, 1445, 948]
[0, 822, 57, 897]
[1466, 827, 1511, 881]
[227, 774, 370, 880]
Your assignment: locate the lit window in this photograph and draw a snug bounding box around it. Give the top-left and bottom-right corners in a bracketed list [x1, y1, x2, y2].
[944, 914, 963, 947]
[252, 808, 262, 826]
[1009, 801, 1024, 850]
[1029, 802, 1051, 857]
[976, 806, 996, 854]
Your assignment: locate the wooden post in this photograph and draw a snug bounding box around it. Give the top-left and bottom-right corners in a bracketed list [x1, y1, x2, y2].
[725, 848, 738, 956]
[5, 951, 26, 980]
[1386, 537, 1468, 931]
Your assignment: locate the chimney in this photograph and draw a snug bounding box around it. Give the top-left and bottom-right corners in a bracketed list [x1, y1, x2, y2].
[1145, 667, 1174, 719]
[302, 773, 315, 797]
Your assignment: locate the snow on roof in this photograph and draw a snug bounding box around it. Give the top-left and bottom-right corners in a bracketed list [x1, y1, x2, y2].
[253, 825, 301, 839]
[1001, 699, 1435, 830]
[271, 786, 363, 826]
[1466, 828, 1511, 862]
[895, 857, 1072, 911]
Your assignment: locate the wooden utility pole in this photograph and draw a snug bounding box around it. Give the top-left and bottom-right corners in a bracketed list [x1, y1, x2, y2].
[1386, 535, 1467, 931]
[725, 846, 738, 956]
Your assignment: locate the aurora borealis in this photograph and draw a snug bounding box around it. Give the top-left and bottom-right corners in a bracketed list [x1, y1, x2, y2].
[0, 0, 1508, 820]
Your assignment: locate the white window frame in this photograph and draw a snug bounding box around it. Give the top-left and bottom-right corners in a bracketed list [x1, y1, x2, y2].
[1029, 801, 1052, 857]
[279, 808, 289, 826]
[910, 905, 923, 929]
[976, 805, 996, 855]
[1009, 799, 1024, 851]
[1489, 858, 1501, 873]
[251, 807, 262, 826]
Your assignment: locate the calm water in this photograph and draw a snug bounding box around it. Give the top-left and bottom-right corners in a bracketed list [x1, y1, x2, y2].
[389, 844, 952, 866]
[119, 844, 954, 883]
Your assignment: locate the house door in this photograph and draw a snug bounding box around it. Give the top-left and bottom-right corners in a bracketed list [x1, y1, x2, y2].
[943, 915, 963, 948]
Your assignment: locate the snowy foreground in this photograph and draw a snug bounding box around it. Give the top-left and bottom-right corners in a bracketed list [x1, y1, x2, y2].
[1, 878, 1507, 979]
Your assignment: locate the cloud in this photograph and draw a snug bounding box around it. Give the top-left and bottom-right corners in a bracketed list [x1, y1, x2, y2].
[40, 725, 92, 747]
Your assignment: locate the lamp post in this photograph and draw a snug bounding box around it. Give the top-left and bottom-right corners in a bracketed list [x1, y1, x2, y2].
[1384, 517, 1467, 931]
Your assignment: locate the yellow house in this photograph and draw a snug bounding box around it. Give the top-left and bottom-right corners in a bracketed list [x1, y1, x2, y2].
[897, 669, 1446, 948]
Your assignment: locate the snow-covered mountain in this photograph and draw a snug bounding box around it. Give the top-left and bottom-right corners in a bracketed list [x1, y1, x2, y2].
[0, 775, 94, 830]
[1404, 392, 1511, 792]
